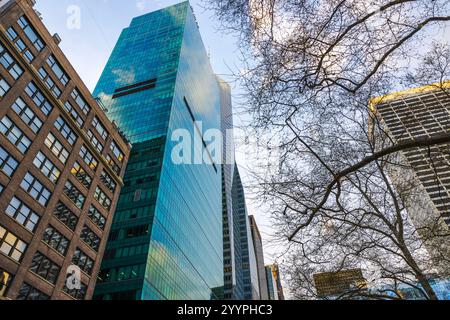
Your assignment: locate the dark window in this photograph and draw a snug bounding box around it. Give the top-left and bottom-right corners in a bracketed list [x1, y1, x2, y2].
[63, 280, 87, 300]
[94, 187, 111, 211]
[79, 145, 98, 171]
[87, 205, 106, 230]
[53, 202, 78, 231]
[29, 252, 60, 284]
[72, 248, 94, 275]
[63, 180, 85, 209]
[16, 282, 49, 300]
[42, 225, 69, 256]
[71, 162, 92, 189]
[112, 78, 157, 99]
[80, 225, 100, 252]
[100, 170, 116, 193]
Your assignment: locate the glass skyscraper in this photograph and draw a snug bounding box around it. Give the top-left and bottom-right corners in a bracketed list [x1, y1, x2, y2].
[92, 1, 223, 300]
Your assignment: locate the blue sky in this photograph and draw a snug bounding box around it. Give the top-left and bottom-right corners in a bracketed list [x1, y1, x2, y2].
[34, 0, 241, 91]
[33, 0, 281, 272]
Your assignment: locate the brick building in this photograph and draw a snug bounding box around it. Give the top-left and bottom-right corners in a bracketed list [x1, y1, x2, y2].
[0, 0, 130, 300]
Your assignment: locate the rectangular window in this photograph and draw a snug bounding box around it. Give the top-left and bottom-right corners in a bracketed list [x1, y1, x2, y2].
[18, 16, 45, 51]
[92, 116, 108, 140]
[100, 170, 116, 193]
[0, 225, 27, 262]
[87, 130, 103, 153]
[94, 187, 111, 211]
[55, 116, 77, 145]
[16, 282, 49, 300]
[42, 225, 69, 256]
[106, 154, 121, 175]
[63, 180, 85, 209]
[11, 97, 43, 133]
[20, 172, 51, 206]
[0, 146, 18, 177]
[25, 82, 53, 116]
[71, 162, 92, 189]
[63, 280, 86, 300]
[37, 67, 61, 98]
[33, 151, 61, 183]
[0, 42, 23, 79]
[63, 101, 84, 128]
[71, 89, 90, 115]
[72, 248, 94, 275]
[110, 141, 124, 163]
[53, 202, 78, 231]
[88, 205, 106, 230]
[44, 132, 69, 164]
[29, 252, 60, 284]
[6, 26, 34, 63]
[0, 116, 31, 153]
[79, 145, 98, 171]
[6, 197, 40, 232]
[80, 225, 100, 252]
[46, 55, 69, 86]
[0, 78, 10, 97]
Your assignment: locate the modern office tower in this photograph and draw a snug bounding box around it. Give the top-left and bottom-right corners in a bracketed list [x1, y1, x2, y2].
[218, 77, 244, 300]
[92, 2, 224, 300]
[370, 82, 450, 275]
[269, 264, 285, 300]
[265, 265, 279, 300]
[232, 165, 260, 300]
[0, 0, 130, 300]
[313, 269, 368, 299]
[249, 215, 269, 300]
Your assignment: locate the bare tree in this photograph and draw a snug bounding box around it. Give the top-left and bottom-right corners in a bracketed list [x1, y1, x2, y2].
[203, 0, 450, 299]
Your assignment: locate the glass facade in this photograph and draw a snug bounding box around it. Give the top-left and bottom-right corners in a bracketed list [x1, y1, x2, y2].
[232, 164, 259, 300]
[93, 2, 223, 300]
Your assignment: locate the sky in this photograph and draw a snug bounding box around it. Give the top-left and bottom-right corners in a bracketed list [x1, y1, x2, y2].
[32, 0, 284, 292]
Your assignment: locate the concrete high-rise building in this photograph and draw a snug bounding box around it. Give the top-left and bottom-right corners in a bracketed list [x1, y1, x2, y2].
[92, 2, 224, 300]
[370, 82, 450, 275]
[0, 0, 130, 300]
[249, 215, 268, 300]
